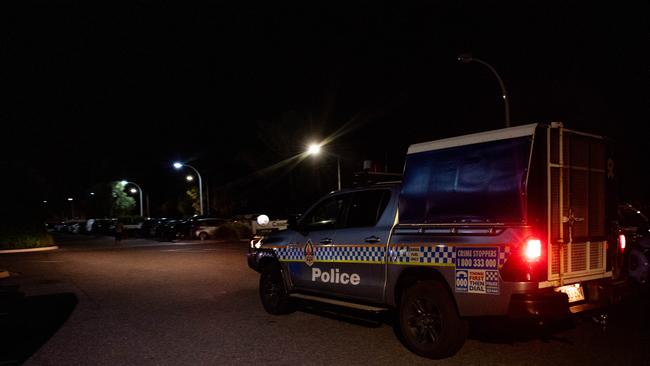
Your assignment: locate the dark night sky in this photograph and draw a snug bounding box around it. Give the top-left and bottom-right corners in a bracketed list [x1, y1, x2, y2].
[1, 1, 648, 218]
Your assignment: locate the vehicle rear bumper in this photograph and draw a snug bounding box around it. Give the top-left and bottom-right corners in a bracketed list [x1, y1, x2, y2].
[507, 278, 627, 320]
[508, 291, 570, 320]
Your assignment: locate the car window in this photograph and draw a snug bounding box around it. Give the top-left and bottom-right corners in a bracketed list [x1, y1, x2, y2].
[302, 195, 349, 231]
[344, 190, 391, 228]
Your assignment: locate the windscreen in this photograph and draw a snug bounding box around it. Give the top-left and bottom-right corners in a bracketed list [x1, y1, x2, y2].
[399, 136, 532, 224]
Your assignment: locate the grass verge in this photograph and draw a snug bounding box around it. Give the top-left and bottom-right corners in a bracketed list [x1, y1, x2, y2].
[0, 232, 55, 250]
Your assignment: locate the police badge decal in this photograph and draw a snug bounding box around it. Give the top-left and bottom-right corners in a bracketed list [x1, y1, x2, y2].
[304, 240, 315, 266]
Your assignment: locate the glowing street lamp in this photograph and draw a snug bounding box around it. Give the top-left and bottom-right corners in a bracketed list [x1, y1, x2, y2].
[67, 197, 74, 218]
[120, 180, 144, 216]
[186, 175, 194, 182]
[173, 162, 204, 215]
[306, 142, 341, 191]
[307, 143, 321, 155]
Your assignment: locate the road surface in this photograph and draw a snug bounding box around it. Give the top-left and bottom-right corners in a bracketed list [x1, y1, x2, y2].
[1, 235, 648, 365]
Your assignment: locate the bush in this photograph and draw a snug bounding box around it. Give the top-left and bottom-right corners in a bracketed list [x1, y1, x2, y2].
[0, 231, 54, 250]
[214, 222, 252, 240]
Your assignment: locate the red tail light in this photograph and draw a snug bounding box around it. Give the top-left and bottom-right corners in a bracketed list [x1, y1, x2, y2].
[499, 235, 547, 282]
[618, 234, 626, 251]
[523, 238, 542, 262]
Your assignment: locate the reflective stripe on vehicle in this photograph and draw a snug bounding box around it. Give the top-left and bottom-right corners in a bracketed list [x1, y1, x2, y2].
[263, 244, 511, 267]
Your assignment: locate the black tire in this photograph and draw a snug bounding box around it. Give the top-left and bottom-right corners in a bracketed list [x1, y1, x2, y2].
[397, 280, 467, 359]
[259, 266, 295, 315]
[198, 232, 209, 240]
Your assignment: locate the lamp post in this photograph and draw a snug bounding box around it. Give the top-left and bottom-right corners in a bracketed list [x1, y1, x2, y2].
[120, 180, 144, 217]
[67, 197, 74, 218]
[306, 143, 341, 191]
[173, 162, 204, 215]
[458, 53, 511, 127]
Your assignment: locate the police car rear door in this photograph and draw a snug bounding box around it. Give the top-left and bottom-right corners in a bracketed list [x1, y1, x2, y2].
[316, 188, 395, 302]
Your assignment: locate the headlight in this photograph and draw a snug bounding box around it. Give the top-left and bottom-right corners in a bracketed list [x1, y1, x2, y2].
[250, 236, 263, 249]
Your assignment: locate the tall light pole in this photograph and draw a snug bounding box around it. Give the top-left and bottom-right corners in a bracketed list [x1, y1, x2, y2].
[67, 197, 74, 218]
[458, 53, 511, 127]
[120, 180, 144, 217]
[306, 143, 341, 191]
[173, 162, 204, 215]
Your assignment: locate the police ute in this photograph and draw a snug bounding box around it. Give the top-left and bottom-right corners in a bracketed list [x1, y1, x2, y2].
[247, 122, 624, 359]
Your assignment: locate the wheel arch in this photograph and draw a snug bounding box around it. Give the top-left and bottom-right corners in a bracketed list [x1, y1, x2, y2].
[257, 255, 294, 293]
[258, 256, 281, 272]
[393, 267, 459, 314]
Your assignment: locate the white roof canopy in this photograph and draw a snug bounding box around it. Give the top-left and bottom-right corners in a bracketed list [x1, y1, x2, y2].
[407, 123, 539, 155]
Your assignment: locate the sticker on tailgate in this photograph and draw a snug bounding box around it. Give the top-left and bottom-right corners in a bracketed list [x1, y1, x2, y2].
[455, 247, 500, 295]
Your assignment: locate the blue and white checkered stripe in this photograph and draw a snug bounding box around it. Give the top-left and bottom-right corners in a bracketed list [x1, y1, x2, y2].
[389, 245, 455, 266]
[499, 246, 511, 266]
[272, 245, 385, 263]
[317, 245, 384, 263]
[485, 270, 499, 282]
[275, 246, 303, 261]
[272, 244, 511, 266]
[421, 246, 455, 264]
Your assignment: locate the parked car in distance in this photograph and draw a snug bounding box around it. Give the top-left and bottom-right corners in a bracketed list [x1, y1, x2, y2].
[149, 218, 172, 238]
[45, 220, 64, 232]
[92, 218, 117, 235]
[192, 218, 228, 240]
[65, 220, 86, 234]
[618, 203, 650, 286]
[140, 217, 159, 238]
[159, 219, 193, 241]
[120, 216, 145, 236]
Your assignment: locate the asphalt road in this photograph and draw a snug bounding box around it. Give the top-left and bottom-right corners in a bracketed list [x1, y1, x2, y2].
[1, 235, 648, 365]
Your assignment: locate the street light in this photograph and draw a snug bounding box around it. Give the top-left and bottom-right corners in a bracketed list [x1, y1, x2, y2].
[120, 180, 144, 217]
[186, 175, 194, 182]
[173, 162, 204, 215]
[307, 143, 321, 155]
[306, 142, 341, 191]
[67, 197, 74, 218]
[458, 53, 511, 127]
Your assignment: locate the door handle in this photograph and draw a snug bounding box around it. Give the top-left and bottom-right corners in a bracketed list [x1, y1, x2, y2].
[319, 238, 333, 244]
[364, 236, 381, 243]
